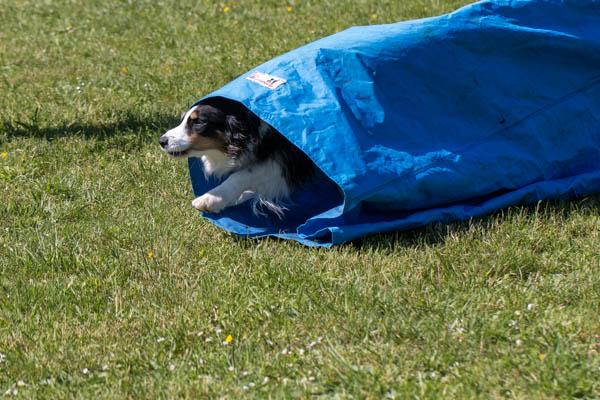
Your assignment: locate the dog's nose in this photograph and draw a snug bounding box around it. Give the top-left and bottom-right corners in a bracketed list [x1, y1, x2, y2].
[159, 136, 169, 149]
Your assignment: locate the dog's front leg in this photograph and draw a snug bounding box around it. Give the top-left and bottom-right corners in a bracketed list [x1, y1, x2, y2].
[191, 171, 248, 213]
[192, 161, 286, 214]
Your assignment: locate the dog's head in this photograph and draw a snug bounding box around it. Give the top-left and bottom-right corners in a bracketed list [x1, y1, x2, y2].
[159, 104, 229, 158]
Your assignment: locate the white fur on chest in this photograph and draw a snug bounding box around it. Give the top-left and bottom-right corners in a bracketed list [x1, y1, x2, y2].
[191, 149, 236, 179]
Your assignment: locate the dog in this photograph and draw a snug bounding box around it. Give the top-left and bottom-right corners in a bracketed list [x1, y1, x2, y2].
[159, 97, 314, 217]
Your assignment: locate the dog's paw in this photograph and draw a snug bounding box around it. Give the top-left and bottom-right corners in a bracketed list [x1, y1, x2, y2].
[191, 193, 226, 213]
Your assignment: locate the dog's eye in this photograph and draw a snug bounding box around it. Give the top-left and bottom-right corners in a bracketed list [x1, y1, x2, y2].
[187, 110, 201, 125]
[188, 114, 206, 125]
[190, 120, 209, 135]
[189, 117, 205, 127]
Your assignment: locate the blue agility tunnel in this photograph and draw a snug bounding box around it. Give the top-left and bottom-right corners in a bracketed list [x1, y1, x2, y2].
[188, 0, 600, 247]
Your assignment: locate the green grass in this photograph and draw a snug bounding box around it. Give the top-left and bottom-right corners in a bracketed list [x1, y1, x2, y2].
[1, 0, 599, 398]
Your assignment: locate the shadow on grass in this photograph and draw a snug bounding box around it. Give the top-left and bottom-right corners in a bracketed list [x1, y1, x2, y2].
[9, 108, 596, 256]
[1, 112, 178, 141]
[229, 194, 600, 254]
[352, 194, 600, 251]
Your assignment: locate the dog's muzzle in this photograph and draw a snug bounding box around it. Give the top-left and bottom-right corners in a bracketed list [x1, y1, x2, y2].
[159, 134, 189, 157]
[159, 135, 169, 149]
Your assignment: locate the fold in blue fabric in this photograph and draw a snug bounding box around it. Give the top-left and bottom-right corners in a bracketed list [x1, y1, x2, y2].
[188, 0, 600, 247]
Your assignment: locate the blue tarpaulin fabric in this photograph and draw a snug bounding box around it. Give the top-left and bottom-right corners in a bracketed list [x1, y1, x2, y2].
[188, 0, 600, 247]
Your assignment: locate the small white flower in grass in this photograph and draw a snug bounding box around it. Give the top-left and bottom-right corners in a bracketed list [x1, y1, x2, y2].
[156, 337, 165, 343]
[82, 368, 90, 375]
[515, 339, 523, 347]
[198, 358, 205, 365]
[40, 378, 54, 385]
[308, 376, 315, 381]
[168, 364, 176, 372]
[248, 382, 255, 388]
[514, 310, 521, 316]
[281, 348, 289, 355]
[427, 371, 439, 380]
[101, 364, 109, 371]
[527, 303, 536, 311]
[0, 353, 5, 362]
[242, 385, 249, 391]
[298, 348, 305, 356]
[262, 377, 269, 384]
[242, 370, 250, 377]
[16, 381, 25, 387]
[228, 366, 235, 372]
[448, 319, 466, 339]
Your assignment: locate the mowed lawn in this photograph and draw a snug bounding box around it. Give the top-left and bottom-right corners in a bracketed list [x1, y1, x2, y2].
[1, 0, 599, 398]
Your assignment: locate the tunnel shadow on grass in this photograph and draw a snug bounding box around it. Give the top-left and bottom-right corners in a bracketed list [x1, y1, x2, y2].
[9, 108, 596, 256]
[1, 111, 179, 141]
[229, 193, 600, 254]
[351, 194, 600, 252]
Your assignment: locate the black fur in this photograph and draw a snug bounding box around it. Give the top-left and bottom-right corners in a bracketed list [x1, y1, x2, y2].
[196, 97, 315, 188]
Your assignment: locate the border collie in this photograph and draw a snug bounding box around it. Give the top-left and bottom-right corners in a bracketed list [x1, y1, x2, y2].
[159, 97, 314, 217]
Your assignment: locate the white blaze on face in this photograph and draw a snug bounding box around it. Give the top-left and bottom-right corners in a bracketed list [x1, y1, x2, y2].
[161, 108, 196, 153]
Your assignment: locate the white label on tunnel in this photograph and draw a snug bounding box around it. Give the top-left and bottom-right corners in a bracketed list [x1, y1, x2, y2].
[246, 72, 287, 90]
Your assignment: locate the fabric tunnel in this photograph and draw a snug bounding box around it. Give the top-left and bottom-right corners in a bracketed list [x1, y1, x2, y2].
[188, 0, 600, 247]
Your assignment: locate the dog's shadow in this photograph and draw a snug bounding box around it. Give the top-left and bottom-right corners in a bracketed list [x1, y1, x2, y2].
[1, 111, 177, 141]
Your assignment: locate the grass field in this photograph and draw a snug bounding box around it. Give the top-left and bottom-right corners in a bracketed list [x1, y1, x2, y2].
[1, 0, 599, 398]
